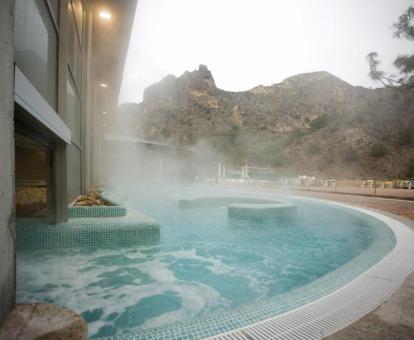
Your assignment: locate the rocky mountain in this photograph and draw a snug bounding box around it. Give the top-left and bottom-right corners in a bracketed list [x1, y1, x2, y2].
[118, 65, 414, 178]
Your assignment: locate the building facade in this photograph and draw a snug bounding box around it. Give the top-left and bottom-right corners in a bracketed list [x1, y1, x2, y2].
[0, 0, 137, 326]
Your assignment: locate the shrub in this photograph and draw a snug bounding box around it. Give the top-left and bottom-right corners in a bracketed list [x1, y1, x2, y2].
[248, 141, 281, 166]
[226, 146, 247, 165]
[399, 126, 413, 146]
[307, 143, 321, 154]
[309, 114, 329, 130]
[369, 143, 387, 158]
[407, 158, 414, 177]
[161, 128, 170, 138]
[270, 153, 289, 167]
[186, 131, 197, 145]
[343, 145, 359, 162]
[285, 128, 306, 145]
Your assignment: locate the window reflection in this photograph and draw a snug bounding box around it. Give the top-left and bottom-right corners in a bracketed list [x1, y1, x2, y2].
[71, 0, 84, 45]
[67, 144, 82, 200]
[15, 0, 58, 110]
[68, 5, 82, 89]
[67, 73, 82, 146]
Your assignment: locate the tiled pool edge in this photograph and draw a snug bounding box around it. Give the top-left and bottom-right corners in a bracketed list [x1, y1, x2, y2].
[17, 201, 160, 250]
[68, 206, 127, 218]
[102, 194, 412, 340]
[207, 197, 414, 340]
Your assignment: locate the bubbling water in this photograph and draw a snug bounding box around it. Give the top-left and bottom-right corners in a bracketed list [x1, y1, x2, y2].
[17, 186, 376, 338]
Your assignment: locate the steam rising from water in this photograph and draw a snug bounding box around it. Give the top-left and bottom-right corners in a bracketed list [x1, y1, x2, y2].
[17, 191, 377, 337]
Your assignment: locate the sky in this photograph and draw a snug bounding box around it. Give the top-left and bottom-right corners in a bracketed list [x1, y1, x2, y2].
[118, 0, 413, 104]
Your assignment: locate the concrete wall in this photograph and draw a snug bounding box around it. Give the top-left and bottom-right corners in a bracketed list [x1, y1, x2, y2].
[0, 0, 16, 326]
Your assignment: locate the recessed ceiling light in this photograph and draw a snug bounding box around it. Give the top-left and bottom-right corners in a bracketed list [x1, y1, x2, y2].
[99, 11, 111, 20]
[102, 111, 107, 115]
[99, 83, 108, 88]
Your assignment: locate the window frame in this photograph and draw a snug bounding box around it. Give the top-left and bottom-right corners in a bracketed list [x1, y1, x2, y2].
[66, 0, 85, 200]
[14, 0, 60, 111]
[66, 67, 82, 148]
[46, 0, 60, 31]
[68, 0, 84, 94]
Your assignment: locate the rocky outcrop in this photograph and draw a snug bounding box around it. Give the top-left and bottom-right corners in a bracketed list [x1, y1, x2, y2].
[134, 65, 358, 141]
[0, 304, 87, 340]
[119, 65, 414, 177]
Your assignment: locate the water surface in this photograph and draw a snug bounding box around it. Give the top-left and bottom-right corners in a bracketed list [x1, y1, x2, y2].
[17, 186, 377, 338]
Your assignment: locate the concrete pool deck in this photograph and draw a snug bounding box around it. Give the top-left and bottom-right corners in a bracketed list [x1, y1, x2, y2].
[265, 185, 414, 201]
[218, 184, 414, 339]
[297, 193, 414, 340]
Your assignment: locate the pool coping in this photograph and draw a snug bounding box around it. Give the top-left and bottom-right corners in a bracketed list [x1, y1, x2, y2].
[204, 191, 414, 340]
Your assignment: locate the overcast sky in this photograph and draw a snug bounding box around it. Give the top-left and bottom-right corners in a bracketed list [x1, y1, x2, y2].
[118, 0, 413, 104]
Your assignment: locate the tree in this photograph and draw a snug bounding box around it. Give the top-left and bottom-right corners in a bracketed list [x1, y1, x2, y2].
[367, 7, 414, 88]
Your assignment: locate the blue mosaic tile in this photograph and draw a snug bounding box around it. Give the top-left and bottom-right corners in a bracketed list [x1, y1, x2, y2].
[100, 211, 396, 340]
[17, 205, 160, 250]
[16, 195, 397, 340]
[68, 206, 127, 218]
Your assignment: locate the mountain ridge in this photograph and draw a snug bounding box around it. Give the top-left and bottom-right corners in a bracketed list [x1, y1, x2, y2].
[117, 65, 414, 177]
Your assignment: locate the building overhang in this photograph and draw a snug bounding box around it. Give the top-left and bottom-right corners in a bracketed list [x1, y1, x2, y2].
[104, 133, 196, 157]
[14, 66, 71, 145]
[91, 0, 138, 102]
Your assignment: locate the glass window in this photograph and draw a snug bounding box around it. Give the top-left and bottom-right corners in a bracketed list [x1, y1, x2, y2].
[67, 144, 82, 200]
[47, 0, 60, 26]
[71, 0, 83, 45]
[68, 5, 82, 90]
[67, 72, 82, 146]
[15, 134, 49, 218]
[15, 0, 58, 110]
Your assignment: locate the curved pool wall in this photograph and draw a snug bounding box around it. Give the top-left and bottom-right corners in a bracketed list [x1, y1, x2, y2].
[99, 191, 410, 340]
[178, 197, 281, 208]
[179, 196, 297, 221]
[211, 198, 414, 340]
[227, 202, 296, 220]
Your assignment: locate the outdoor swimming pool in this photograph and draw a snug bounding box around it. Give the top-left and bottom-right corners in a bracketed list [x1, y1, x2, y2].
[16, 186, 396, 339]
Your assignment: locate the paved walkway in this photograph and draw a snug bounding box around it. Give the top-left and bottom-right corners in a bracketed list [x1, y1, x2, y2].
[219, 184, 414, 339]
[274, 185, 414, 200]
[284, 190, 414, 221]
[294, 192, 414, 340]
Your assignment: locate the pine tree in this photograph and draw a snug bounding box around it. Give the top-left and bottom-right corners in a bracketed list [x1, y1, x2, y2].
[367, 6, 414, 88]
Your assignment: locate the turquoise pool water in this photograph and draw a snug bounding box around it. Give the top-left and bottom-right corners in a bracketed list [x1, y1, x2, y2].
[16, 186, 393, 339]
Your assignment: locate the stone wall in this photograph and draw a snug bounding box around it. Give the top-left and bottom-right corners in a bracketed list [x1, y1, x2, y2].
[0, 0, 16, 326]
